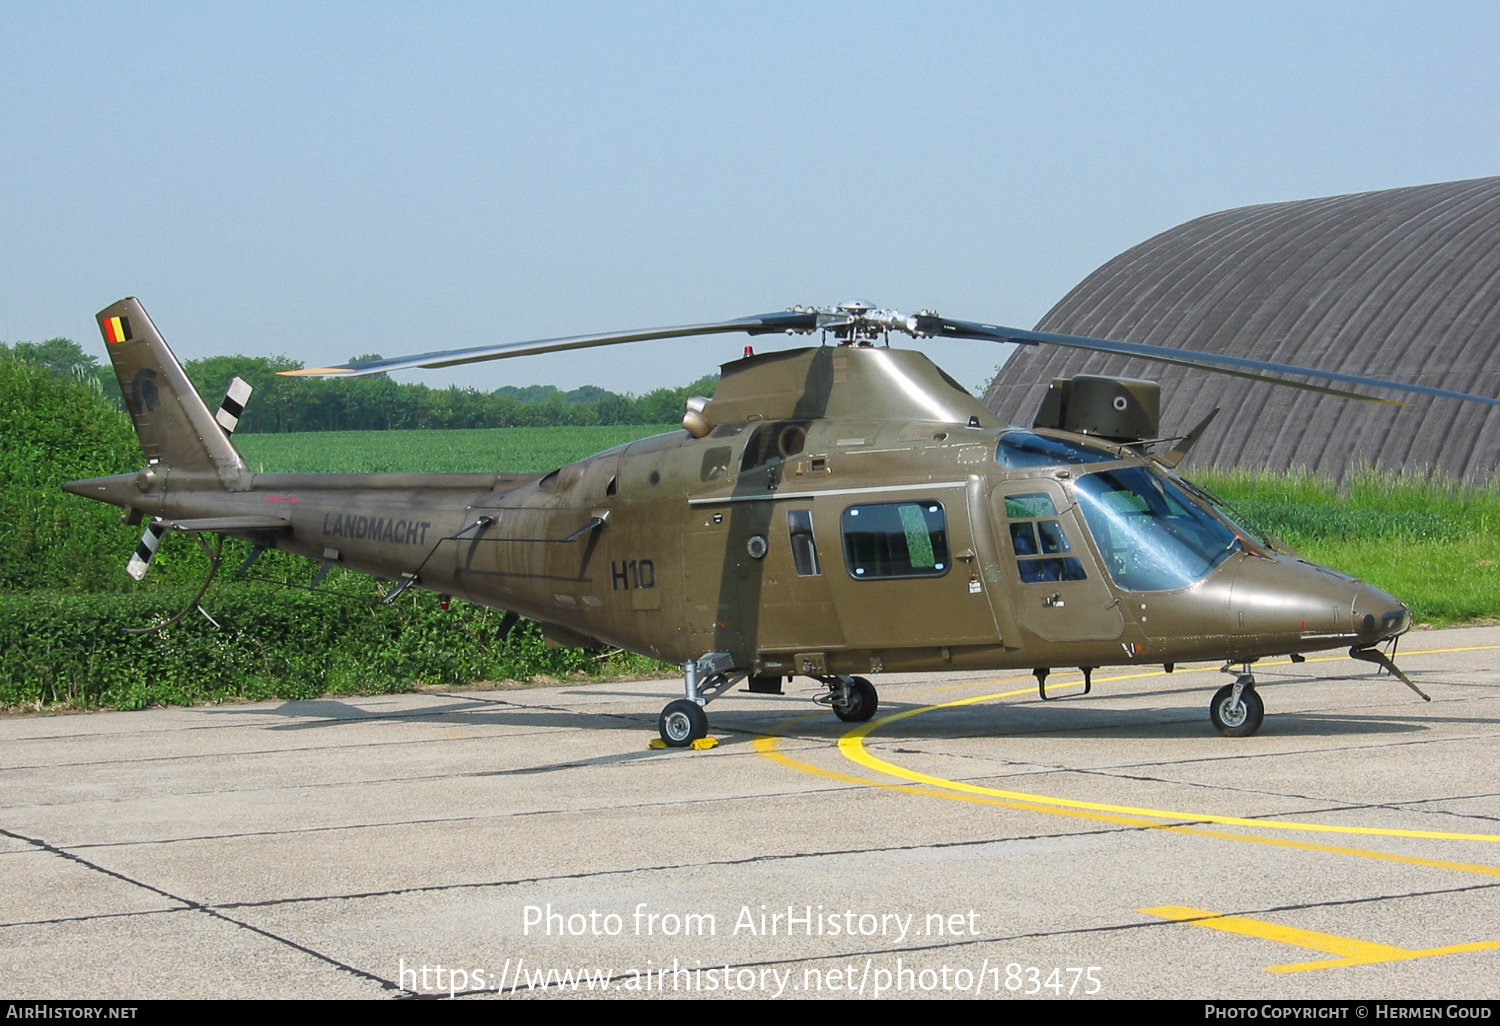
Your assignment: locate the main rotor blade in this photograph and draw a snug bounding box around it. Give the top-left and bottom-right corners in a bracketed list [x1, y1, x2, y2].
[280, 311, 819, 378]
[278, 302, 1500, 410]
[927, 318, 1500, 409]
[1023, 342, 1403, 405]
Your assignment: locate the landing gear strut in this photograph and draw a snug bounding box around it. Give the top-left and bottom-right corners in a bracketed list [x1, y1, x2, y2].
[657, 652, 743, 747]
[814, 675, 879, 723]
[654, 658, 882, 746]
[1210, 670, 1264, 737]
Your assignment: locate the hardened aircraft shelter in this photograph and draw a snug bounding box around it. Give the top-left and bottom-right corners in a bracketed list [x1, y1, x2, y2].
[984, 176, 1500, 483]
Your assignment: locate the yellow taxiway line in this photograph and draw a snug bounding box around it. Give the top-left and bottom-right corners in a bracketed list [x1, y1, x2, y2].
[1142, 905, 1500, 973]
[837, 651, 1500, 844]
[756, 644, 1500, 878]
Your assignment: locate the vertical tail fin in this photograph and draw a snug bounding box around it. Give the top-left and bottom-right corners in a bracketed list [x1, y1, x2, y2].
[97, 298, 249, 486]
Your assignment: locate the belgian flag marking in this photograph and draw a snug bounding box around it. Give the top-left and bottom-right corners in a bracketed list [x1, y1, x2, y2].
[103, 315, 133, 344]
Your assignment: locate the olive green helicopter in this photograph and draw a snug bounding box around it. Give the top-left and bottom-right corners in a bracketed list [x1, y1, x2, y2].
[65, 298, 1500, 746]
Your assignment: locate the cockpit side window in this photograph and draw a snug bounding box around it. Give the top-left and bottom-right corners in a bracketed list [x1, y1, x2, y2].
[700, 446, 733, 483]
[1004, 491, 1087, 583]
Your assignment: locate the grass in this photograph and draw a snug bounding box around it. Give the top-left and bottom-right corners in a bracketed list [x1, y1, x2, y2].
[1193, 468, 1500, 627]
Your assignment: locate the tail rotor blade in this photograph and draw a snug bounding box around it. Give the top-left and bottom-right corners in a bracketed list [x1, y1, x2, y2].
[127, 519, 167, 581]
[214, 377, 252, 437]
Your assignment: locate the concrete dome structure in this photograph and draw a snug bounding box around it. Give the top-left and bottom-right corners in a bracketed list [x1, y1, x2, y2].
[983, 176, 1500, 484]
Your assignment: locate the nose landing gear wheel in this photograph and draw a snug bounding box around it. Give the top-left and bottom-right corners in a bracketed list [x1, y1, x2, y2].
[1210, 682, 1264, 737]
[659, 699, 708, 747]
[834, 677, 879, 723]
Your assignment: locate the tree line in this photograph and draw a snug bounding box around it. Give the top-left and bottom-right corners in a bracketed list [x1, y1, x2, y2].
[1, 337, 714, 433]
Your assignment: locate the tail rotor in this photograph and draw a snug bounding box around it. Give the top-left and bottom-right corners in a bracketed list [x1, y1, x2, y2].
[123, 376, 253, 582]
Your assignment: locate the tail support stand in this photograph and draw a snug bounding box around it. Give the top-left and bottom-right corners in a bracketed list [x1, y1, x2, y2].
[381, 573, 420, 604]
[124, 534, 224, 635]
[1350, 647, 1430, 701]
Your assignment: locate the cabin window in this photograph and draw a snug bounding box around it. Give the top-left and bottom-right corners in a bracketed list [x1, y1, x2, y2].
[1004, 491, 1087, 583]
[787, 509, 821, 576]
[841, 501, 950, 579]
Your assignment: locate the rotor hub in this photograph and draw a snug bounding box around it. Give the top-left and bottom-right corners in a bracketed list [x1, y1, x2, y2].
[801, 301, 933, 347]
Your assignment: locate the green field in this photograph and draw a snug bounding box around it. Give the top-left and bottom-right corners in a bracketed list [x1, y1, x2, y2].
[1194, 469, 1500, 627]
[236, 424, 677, 474]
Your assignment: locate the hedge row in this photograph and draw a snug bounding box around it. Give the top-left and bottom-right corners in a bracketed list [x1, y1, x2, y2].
[0, 587, 666, 710]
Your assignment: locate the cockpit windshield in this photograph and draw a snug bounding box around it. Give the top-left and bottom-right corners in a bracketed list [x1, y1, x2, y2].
[1074, 466, 1239, 591]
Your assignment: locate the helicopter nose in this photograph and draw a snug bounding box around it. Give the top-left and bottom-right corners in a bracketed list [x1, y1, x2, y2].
[1221, 557, 1410, 648]
[1351, 581, 1411, 643]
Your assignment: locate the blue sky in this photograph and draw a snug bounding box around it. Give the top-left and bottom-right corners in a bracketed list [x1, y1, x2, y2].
[4, 1, 1499, 395]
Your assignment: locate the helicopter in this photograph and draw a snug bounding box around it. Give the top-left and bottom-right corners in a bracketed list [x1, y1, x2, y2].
[64, 298, 1500, 747]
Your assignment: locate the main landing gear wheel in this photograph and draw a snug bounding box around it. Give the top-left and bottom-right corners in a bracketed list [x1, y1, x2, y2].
[834, 677, 879, 723]
[658, 699, 708, 747]
[1209, 682, 1264, 737]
